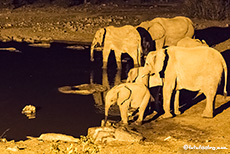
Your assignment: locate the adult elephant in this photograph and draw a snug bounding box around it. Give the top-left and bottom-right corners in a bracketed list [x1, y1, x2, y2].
[104, 83, 151, 125]
[144, 46, 228, 118]
[177, 37, 209, 47]
[137, 16, 194, 50]
[90, 25, 142, 69]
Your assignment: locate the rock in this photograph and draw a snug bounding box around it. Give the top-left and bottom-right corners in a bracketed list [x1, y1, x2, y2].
[88, 127, 116, 143]
[66, 45, 85, 50]
[0, 47, 21, 53]
[7, 147, 18, 152]
[114, 127, 143, 142]
[22, 105, 36, 119]
[22, 105, 36, 114]
[87, 126, 144, 143]
[58, 84, 107, 95]
[29, 43, 51, 48]
[36, 133, 79, 143]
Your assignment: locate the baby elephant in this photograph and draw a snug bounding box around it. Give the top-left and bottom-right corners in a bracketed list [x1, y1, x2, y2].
[104, 83, 151, 125]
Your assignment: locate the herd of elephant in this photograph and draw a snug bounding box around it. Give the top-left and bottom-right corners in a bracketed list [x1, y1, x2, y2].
[90, 16, 228, 126]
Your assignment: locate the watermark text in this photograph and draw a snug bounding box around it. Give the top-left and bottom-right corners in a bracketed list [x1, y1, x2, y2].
[183, 144, 228, 150]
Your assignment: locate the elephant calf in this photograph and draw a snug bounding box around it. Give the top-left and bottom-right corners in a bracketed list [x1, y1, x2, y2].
[105, 83, 151, 125]
[126, 67, 163, 114]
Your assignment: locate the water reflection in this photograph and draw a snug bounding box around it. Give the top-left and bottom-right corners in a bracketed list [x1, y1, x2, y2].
[90, 69, 122, 107]
[90, 51, 134, 109]
[0, 41, 135, 140]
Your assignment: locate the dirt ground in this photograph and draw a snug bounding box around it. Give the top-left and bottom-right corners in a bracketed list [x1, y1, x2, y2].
[0, 2, 230, 154]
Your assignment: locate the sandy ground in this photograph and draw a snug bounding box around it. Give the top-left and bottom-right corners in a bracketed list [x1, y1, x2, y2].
[0, 2, 230, 154]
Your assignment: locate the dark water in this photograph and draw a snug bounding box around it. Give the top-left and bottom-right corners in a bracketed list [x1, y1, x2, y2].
[0, 41, 132, 141]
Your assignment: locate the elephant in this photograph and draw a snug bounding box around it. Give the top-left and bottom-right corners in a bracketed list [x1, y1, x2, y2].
[90, 25, 143, 69]
[144, 46, 228, 118]
[126, 67, 149, 86]
[136, 27, 156, 65]
[137, 16, 194, 50]
[177, 37, 209, 47]
[126, 67, 163, 114]
[104, 83, 151, 125]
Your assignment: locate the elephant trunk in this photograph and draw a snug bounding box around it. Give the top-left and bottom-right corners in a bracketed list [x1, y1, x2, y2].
[90, 40, 96, 62]
[104, 102, 111, 126]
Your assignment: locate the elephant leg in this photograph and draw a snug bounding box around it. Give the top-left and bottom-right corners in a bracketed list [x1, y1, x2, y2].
[102, 69, 109, 100]
[114, 69, 121, 85]
[131, 55, 139, 68]
[119, 101, 130, 125]
[174, 90, 181, 115]
[102, 47, 111, 69]
[202, 92, 216, 118]
[149, 86, 163, 114]
[155, 37, 165, 50]
[135, 92, 151, 125]
[114, 52, 122, 69]
[162, 83, 174, 118]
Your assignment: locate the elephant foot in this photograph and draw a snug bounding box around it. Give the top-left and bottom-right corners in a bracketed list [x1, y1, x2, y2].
[174, 110, 181, 116]
[202, 110, 213, 118]
[134, 121, 142, 126]
[161, 113, 173, 119]
[120, 120, 129, 126]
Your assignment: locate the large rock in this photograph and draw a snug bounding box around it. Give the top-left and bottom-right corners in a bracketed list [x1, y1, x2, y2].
[58, 84, 107, 95]
[88, 125, 144, 143]
[30, 133, 80, 143]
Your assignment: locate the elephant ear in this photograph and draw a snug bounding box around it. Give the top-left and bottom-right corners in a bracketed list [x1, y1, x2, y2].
[154, 49, 166, 74]
[145, 51, 157, 74]
[145, 49, 166, 75]
[90, 28, 106, 61]
[117, 86, 131, 106]
[93, 28, 106, 46]
[148, 22, 165, 40]
[127, 68, 138, 83]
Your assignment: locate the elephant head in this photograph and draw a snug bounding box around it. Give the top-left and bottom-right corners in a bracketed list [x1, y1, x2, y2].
[147, 22, 165, 41]
[90, 28, 106, 61]
[104, 85, 131, 125]
[144, 49, 166, 76]
[126, 67, 149, 87]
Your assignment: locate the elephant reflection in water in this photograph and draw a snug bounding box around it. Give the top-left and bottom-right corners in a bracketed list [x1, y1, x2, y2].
[90, 69, 122, 107]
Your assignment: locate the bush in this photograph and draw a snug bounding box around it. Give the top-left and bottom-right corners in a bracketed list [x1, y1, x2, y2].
[184, 0, 230, 20]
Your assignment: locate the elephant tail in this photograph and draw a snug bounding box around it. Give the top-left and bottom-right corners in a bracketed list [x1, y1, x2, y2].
[222, 58, 228, 98]
[137, 39, 142, 66]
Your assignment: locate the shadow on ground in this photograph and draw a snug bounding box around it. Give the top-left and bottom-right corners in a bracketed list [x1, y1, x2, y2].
[195, 26, 230, 46]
